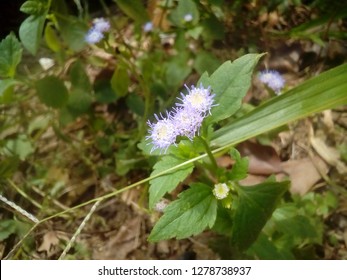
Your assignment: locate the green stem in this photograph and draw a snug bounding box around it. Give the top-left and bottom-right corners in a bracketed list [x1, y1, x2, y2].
[198, 136, 218, 171]
[4, 144, 232, 259]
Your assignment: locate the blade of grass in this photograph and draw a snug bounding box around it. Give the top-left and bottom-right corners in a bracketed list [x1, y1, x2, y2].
[211, 63, 347, 147]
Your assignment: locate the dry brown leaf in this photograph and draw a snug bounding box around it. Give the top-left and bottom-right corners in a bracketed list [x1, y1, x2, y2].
[310, 136, 347, 175]
[239, 174, 268, 186]
[216, 155, 233, 168]
[322, 110, 335, 132]
[156, 240, 170, 254]
[238, 141, 283, 175]
[37, 231, 60, 256]
[281, 156, 329, 195]
[92, 217, 141, 259]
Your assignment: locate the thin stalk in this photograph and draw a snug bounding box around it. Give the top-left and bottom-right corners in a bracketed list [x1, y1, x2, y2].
[58, 200, 101, 260]
[198, 136, 218, 171]
[4, 144, 232, 259]
[7, 179, 42, 210]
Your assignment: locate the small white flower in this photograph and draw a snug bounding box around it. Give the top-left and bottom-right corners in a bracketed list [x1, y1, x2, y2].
[184, 14, 193, 22]
[213, 183, 229, 200]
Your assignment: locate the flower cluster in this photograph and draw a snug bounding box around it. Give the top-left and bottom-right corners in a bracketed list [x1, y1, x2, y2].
[259, 70, 285, 94]
[85, 18, 111, 44]
[146, 84, 216, 153]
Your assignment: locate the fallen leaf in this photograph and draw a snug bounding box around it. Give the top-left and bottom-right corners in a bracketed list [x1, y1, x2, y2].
[281, 156, 329, 195]
[92, 217, 141, 259]
[239, 174, 268, 186]
[310, 135, 347, 175]
[237, 141, 283, 175]
[37, 231, 60, 256]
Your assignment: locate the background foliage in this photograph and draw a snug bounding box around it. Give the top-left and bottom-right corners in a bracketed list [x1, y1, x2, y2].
[0, 0, 346, 260]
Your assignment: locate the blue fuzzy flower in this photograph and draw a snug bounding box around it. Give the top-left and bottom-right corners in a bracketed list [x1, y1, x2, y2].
[92, 18, 111, 33]
[146, 112, 177, 153]
[85, 17, 110, 44]
[172, 107, 204, 140]
[259, 70, 285, 94]
[85, 28, 104, 44]
[176, 84, 216, 116]
[147, 84, 217, 153]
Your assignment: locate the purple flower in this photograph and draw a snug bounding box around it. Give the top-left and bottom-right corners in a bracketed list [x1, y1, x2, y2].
[85, 28, 104, 44]
[146, 112, 177, 153]
[146, 84, 217, 153]
[143, 21, 153, 33]
[92, 18, 111, 33]
[85, 18, 111, 44]
[176, 84, 216, 116]
[259, 70, 285, 94]
[172, 107, 204, 140]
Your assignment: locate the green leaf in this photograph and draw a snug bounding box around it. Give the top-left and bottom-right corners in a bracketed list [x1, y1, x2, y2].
[169, 0, 200, 27]
[166, 53, 192, 87]
[0, 33, 23, 78]
[149, 155, 194, 209]
[69, 60, 91, 92]
[0, 219, 31, 240]
[247, 233, 295, 260]
[44, 23, 61, 52]
[57, 16, 87, 52]
[114, 0, 149, 23]
[199, 53, 264, 124]
[194, 51, 220, 75]
[111, 65, 129, 98]
[148, 183, 217, 241]
[20, 0, 46, 15]
[211, 63, 347, 148]
[274, 215, 321, 245]
[0, 220, 17, 241]
[4, 134, 35, 160]
[19, 14, 46, 55]
[0, 157, 20, 179]
[0, 79, 18, 104]
[212, 206, 233, 236]
[227, 147, 248, 181]
[67, 60, 92, 116]
[231, 181, 289, 251]
[94, 79, 117, 103]
[201, 16, 225, 41]
[66, 88, 92, 116]
[35, 76, 68, 108]
[126, 93, 144, 116]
